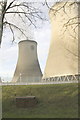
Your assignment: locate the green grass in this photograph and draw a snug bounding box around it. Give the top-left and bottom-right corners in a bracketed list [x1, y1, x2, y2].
[2, 83, 78, 118]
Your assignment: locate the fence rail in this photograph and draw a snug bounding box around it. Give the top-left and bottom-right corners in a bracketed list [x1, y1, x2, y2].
[0, 74, 79, 86]
[0, 80, 78, 86]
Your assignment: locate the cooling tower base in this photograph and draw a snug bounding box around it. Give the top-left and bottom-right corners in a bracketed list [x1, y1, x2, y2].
[43, 74, 80, 82]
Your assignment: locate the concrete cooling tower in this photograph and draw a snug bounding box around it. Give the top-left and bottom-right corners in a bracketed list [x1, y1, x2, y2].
[43, 1, 79, 81]
[12, 40, 42, 83]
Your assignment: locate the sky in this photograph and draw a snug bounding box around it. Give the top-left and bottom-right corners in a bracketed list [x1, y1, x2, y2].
[0, 1, 53, 82]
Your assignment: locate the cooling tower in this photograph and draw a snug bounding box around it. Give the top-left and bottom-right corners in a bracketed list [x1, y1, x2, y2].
[43, 1, 79, 79]
[12, 40, 42, 82]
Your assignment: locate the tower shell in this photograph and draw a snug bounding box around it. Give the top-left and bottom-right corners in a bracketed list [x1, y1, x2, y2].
[43, 2, 79, 78]
[12, 40, 42, 82]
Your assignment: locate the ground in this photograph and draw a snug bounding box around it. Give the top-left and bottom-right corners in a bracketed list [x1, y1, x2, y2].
[2, 83, 78, 118]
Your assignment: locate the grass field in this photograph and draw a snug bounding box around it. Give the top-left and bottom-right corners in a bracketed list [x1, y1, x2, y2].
[2, 83, 78, 118]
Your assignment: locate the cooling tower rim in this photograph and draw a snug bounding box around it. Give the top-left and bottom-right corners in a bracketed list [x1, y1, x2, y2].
[19, 40, 37, 44]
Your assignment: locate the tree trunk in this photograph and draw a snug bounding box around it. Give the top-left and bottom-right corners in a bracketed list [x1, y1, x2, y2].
[0, 2, 3, 46]
[0, 0, 7, 46]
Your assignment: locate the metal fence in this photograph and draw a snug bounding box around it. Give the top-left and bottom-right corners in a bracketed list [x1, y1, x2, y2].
[0, 74, 79, 86]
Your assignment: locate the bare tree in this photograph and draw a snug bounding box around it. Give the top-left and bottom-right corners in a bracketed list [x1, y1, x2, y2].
[0, 0, 79, 45]
[0, 0, 47, 46]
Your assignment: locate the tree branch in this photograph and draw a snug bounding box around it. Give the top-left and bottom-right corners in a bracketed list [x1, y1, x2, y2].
[4, 21, 28, 40]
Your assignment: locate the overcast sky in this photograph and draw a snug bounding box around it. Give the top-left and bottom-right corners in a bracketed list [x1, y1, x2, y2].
[0, 1, 53, 82]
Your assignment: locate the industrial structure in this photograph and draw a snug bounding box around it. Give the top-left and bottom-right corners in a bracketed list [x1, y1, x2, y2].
[12, 40, 42, 82]
[43, 1, 79, 81]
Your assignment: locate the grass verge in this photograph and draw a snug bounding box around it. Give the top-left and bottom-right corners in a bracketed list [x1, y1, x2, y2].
[2, 83, 78, 118]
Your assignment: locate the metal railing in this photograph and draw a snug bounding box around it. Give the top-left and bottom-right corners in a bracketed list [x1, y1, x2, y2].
[0, 74, 79, 86]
